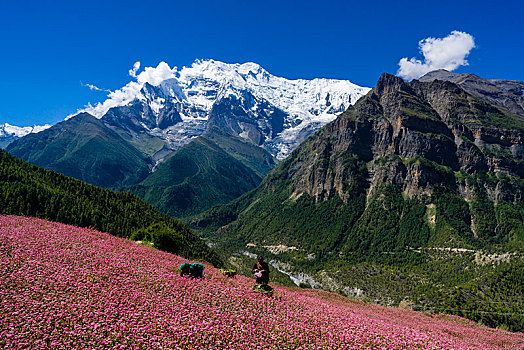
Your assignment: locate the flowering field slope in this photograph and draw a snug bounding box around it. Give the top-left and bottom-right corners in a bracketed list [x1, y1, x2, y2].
[1, 215, 522, 349]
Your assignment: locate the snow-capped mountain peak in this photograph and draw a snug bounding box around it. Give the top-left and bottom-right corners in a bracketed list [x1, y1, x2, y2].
[0, 123, 52, 149]
[174, 59, 368, 118]
[0, 123, 51, 138]
[78, 59, 371, 159]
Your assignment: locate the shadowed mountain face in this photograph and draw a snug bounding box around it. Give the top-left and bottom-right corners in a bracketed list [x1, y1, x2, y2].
[419, 69, 524, 117]
[124, 128, 277, 218]
[190, 73, 524, 331]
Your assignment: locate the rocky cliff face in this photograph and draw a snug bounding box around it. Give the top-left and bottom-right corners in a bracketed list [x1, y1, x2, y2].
[282, 73, 523, 207]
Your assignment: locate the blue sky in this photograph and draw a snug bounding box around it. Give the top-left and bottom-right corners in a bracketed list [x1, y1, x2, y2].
[1, 0, 523, 126]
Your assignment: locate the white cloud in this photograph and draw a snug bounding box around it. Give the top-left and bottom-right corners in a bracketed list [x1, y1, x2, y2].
[74, 81, 142, 119]
[81, 82, 110, 92]
[397, 31, 475, 80]
[136, 61, 177, 85]
[129, 61, 140, 78]
[75, 62, 177, 118]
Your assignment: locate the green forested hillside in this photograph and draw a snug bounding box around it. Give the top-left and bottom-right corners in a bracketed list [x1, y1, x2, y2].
[6, 113, 152, 188]
[0, 149, 221, 266]
[126, 129, 276, 218]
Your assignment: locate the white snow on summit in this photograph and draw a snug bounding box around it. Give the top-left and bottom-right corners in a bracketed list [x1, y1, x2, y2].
[78, 59, 370, 159]
[177, 59, 368, 122]
[81, 59, 369, 121]
[0, 123, 51, 138]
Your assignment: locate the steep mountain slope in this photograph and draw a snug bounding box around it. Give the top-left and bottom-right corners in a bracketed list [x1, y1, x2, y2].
[195, 73, 523, 248]
[419, 69, 524, 117]
[126, 129, 276, 218]
[191, 73, 524, 331]
[203, 126, 277, 178]
[3, 215, 522, 349]
[0, 148, 220, 265]
[7, 113, 152, 188]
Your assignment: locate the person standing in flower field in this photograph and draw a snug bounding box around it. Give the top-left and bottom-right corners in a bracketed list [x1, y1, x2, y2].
[180, 262, 204, 278]
[252, 255, 270, 285]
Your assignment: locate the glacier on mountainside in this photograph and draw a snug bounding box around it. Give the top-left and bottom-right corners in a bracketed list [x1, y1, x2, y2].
[79, 59, 371, 159]
[0, 123, 51, 148]
[0, 123, 51, 138]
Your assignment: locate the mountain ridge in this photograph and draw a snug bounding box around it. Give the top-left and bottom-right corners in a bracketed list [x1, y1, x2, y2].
[419, 69, 524, 118]
[7, 113, 152, 188]
[83, 59, 371, 160]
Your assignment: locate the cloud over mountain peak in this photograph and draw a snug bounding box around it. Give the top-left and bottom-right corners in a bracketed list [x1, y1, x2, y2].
[397, 31, 475, 80]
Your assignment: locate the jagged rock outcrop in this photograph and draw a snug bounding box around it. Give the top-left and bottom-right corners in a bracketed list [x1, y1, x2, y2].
[281, 73, 523, 204]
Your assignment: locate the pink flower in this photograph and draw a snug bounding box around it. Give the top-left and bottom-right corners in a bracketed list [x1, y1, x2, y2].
[1, 214, 522, 349]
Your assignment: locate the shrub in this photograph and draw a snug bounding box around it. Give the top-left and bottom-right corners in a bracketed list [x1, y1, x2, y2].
[131, 222, 183, 254]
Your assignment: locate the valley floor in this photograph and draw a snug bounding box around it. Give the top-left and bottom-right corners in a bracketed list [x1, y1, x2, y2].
[1, 215, 522, 349]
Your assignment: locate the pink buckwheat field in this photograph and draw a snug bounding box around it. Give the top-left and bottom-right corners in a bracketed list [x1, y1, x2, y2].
[1, 215, 523, 349]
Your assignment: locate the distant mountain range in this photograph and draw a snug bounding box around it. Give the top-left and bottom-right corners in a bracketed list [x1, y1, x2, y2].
[79, 59, 370, 161]
[6, 59, 369, 216]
